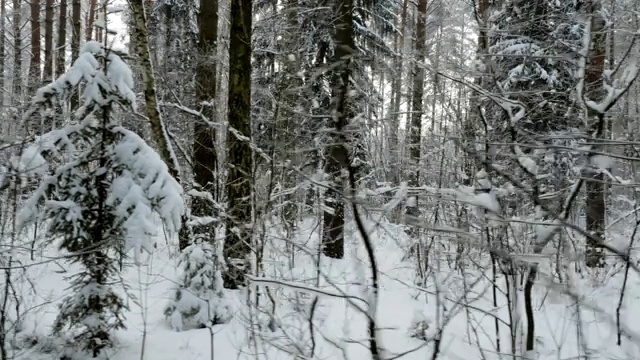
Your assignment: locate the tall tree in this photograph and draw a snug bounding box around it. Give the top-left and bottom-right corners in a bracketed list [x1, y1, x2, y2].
[71, 0, 81, 61]
[484, 0, 586, 354]
[0, 0, 6, 103]
[71, 0, 81, 109]
[388, 0, 409, 185]
[188, 0, 219, 251]
[321, 0, 357, 259]
[128, 0, 181, 181]
[29, 0, 42, 93]
[584, 0, 607, 268]
[272, 0, 302, 233]
[12, 0, 22, 104]
[224, 0, 252, 288]
[56, 0, 68, 78]
[405, 0, 428, 227]
[43, 0, 54, 83]
[86, 0, 97, 41]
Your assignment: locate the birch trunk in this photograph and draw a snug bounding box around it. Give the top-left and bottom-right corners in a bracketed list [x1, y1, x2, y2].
[128, 0, 181, 181]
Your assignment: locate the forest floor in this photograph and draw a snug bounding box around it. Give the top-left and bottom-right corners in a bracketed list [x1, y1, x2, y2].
[11, 216, 640, 360]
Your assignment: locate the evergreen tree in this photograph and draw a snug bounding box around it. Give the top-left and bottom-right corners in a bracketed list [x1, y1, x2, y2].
[16, 42, 184, 358]
[164, 240, 230, 331]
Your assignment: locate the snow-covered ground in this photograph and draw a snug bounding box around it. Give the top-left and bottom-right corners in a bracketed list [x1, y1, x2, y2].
[9, 216, 640, 359]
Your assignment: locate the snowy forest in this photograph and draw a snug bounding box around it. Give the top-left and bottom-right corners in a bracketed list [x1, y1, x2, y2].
[1, 0, 640, 359]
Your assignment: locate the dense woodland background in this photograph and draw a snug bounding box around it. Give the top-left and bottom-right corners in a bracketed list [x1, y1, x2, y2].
[1, 0, 640, 359]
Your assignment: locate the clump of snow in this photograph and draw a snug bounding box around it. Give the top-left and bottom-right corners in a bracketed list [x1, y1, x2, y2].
[590, 154, 614, 170]
[107, 52, 136, 107]
[110, 127, 184, 237]
[514, 145, 538, 175]
[28, 41, 135, 121]
[407, 308, 430, 341]
[476, 169, 492, 190]
[469, 192, 501, 214]
[81, 40, 104, 55]
[406, 195, 417, 207]
[15, 143, 48, 177]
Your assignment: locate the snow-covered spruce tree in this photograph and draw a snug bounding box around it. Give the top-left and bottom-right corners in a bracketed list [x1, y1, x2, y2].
[164, 239, 230, 331]
[16, 41, 184, 358]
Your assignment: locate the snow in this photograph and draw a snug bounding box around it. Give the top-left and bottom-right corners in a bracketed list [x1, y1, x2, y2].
[107, 52, 136, 107]
[591, 154, 615, 169]
[28, 40, 136, 116]
[7, 216, 640, 360]
[110, 127, 184, 235]
[514, 145, 538, 175]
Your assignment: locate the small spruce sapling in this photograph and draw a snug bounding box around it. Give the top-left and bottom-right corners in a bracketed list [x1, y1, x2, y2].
[164, 239, 231, 331]
[16, 42, 184, 358]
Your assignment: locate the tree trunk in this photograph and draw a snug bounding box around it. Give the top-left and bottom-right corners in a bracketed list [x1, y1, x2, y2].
[71, 0, 81, 60]
[406, 0, 428, 222]
[188, 0, 219, 251]
[464, 0, 490, 183]
[43, 0, 54, 83]
[29, 0, 41, 94]
[321, 0, 355, 259]
[388, 0, 409, 185]
[86, 0, 97, 41]
[585, 0, 607, 268]
[56, 0, 67, 78]
[128, 0, 181, 182]
[277, 0, 302, 232]
[0, 0, 6, 105]
[224, 0, 252, 288]
[194, 0, 218, 190]
[71, 0, 81, 109]
[12, 0, 22, 104]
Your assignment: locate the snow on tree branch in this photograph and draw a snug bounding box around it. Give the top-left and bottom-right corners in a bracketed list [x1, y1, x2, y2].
[24, 41, 136, 125]
[16, 42, 183, 263]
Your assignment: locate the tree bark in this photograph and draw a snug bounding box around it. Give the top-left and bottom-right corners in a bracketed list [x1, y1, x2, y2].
[321, 0, 355, 259]
[43, 0, 54, 83]
[86, 0, 97, 41]
[128, 0, 181, 181]
[405, 0, 428, 222]
[277, 0, 302, 232]
[29, 0, 41, 93]
[585, 0, 607, 268]
[187, 0, 219, 251]
[224, 0, 252, 288]
[56, 0, 67, 78]
[12, 0, 22, 104]
[388, 0, 409, 185]
[71, 0, 81, 109]
[0, 0, 6, 105]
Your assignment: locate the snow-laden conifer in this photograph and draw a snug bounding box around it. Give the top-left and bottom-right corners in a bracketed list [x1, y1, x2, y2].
[164, 240, 230, 331]
[16, 41, 184, 358]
